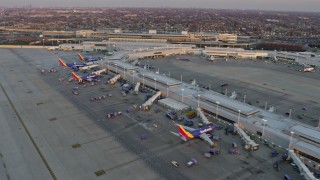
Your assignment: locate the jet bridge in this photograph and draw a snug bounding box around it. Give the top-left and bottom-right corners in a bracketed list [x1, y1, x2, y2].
[108, 74, 121, 85]
[288, 150, 317, 180]
[92, 68, 107, 75]
[233, 124, 259, 151]
[142, 91, 161, 110]
[196, 107, 211, 125]
[134, 82, 140, 94]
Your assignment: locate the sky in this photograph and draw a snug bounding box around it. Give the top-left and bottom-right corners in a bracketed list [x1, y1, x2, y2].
[2, 0, 320, 12]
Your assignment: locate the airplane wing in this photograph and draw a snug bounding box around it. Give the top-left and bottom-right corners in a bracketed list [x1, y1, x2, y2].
[170, 131, 187, 141]
[199, 133, 214, 146]
[170, 131, 180, 137]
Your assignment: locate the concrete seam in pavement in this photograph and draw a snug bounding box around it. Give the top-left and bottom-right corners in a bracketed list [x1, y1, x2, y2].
[0, 82, 57, 180]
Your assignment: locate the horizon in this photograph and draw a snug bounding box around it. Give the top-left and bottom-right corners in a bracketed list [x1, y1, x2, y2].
[1, 6, 320, 14]
[1, 0, 320, 13]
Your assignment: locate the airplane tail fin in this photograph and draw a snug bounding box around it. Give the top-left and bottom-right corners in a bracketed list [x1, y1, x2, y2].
[77, 53, 85, 61]
[178, 125, 194, 139]
[58, 58, 67, 67]
[71, 72, 82, 82]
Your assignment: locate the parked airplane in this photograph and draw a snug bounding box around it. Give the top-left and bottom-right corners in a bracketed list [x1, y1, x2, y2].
[58, 58, 87, 71]
[170, 124, 216, 146]
[71, 72, 99, 83]
[77, 53, 101, 63]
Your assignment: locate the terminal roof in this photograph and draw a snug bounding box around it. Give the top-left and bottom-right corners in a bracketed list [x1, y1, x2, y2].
[140, 72, 182, 87]
[201, 93, 259, 116]
[158, 98, 190, 111]
[290, 125, 320, 144]
[294, 141, 320, 159]
[109, 60, 138, 70]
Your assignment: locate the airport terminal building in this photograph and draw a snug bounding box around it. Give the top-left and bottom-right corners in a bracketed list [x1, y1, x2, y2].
[103, 48, 320, 178]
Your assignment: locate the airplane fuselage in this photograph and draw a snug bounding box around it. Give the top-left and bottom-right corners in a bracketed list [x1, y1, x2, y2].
[85, 57, 99, 62]
[190, 125, 215, 138]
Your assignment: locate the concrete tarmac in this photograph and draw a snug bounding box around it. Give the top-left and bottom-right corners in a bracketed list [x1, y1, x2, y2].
[0, 48, 160, 180]
[0, 48, 302, 180]
[142, 55, 320, 127]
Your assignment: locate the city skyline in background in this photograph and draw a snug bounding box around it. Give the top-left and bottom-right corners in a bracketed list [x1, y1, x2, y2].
[1, 0, 320, 12]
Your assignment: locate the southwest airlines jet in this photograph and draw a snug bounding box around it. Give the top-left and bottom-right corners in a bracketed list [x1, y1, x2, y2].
[77, 53, 101, 63]
[171, 124, 216, 147]
[71, 72, 99, 83]
[58, 58, 87, 71]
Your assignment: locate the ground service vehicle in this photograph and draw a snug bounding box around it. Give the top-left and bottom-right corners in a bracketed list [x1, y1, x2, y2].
[171, 161, 179, 167]
[187, 158, 198, 167]
[186, 110, 196, 119]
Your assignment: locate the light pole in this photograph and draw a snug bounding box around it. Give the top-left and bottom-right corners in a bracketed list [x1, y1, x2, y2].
[289, 108, 292, 119]
[289, 131, 294, 149]
[107, 61, 110, 72]
[243, 94, 246, 103]
[166, 83, 169, 97]
[180, 74, 183, 83]
[262, 119, 267, 140]
[216, 101, 220, 119]
[197, 95, 201, 107]
[237, 110, 241, 125]
[142, 74, 145, 88]
[154, 78, 157, 90]
[264, 101, 268, 111]
[181, 88, 184, 103]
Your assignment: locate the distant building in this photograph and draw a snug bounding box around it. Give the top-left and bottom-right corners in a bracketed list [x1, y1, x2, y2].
[203, 47, 268, 59]
[114, 29, 123, 34]
[181, 31, 188, 35]
[218, 34, 237, 43]
[149, 30, 157, 34]
[76, 30, 95, 38]
[275, 51, 320, 67]
[42, 31, 75, 38]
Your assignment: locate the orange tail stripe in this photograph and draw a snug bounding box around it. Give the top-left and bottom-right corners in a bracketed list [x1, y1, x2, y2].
[178, 125, 194, 139]
[78, 53, 84, 61]
[58, 58, 67, 67]
[71, 72, 80, 80]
